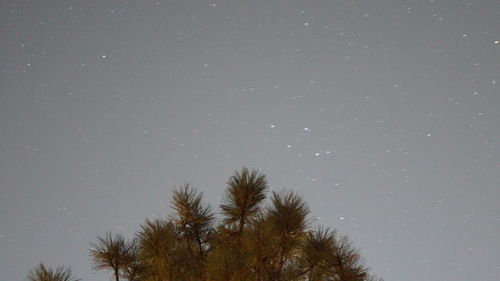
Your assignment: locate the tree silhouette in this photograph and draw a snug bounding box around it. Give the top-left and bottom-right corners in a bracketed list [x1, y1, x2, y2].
[220, 168, 269, 235]
[121, 238, 142, 281]
[27, 263, 79, 281]
[328, 235, 369, 281]
[297, 227, 338, 281]
[267, 191, 310, 281]
[135, 218, 187, 281]
[89, 232, 135, 281]
[32, 168, 383, 281]
[170, 184, 215, 280]
[206, 168, 269, 281]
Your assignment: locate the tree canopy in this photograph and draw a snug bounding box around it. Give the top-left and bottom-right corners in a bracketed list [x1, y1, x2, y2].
[28, 168, 383, 281]
[27, 263, 80, 281]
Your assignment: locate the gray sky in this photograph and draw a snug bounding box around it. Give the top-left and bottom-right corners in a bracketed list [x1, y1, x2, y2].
[1, 0, 499, 280]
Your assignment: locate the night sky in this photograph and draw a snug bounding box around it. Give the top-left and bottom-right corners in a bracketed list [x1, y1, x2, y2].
[1, 1, 499, 281]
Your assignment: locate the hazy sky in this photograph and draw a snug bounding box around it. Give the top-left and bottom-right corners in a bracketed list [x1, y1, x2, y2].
[1, 1, 499, 280]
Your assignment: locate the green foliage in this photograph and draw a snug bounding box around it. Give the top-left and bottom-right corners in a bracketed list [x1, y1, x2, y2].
[27, 263, 79, 281]
[29, 168, 383, 281]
